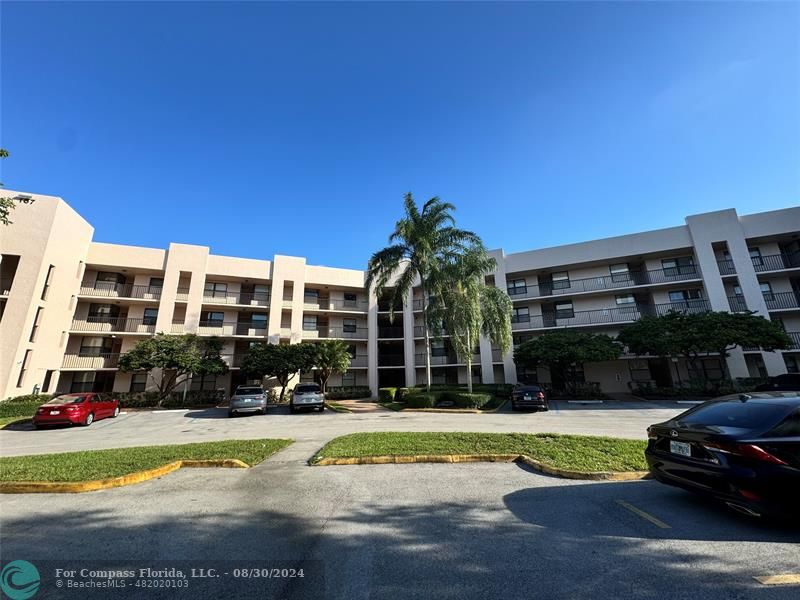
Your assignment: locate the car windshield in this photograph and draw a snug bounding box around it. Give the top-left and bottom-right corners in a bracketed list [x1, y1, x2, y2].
[296, 385, 320, 393]
[236, 387, 263, 395]
[48, 394, 87, 404]
[677, 401, 795, 432]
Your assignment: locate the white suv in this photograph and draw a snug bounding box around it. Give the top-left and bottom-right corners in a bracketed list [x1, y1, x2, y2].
[291, 383, 325, 413]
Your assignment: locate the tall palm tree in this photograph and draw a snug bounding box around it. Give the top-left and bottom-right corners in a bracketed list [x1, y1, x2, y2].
[427, 244, 512, 392]
[366, 193, 479, 390]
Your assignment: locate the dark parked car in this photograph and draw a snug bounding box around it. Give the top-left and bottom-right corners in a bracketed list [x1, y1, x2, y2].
[33, 393, 120, 428]
[645, 392, 800, 519]
[511, 384, 549, 411]
[754, 373, 800, 392]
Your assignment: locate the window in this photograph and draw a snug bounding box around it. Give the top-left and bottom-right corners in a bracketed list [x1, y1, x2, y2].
[16, 350, 32, 387]
[785, 356, 799, 374]
[42, 370, 53, 393]
[346, 344, 357, 358]
[29, 307, 43, 342]
[678, 400, 795, 432]
[551, 272, 570, 290]
[554, 301, 574, 320]
[130, 372, 148, 392]
[431, 340, 447, 357]
[41, 265, 54, 300]
[149, 277, 164, 290]
[669, 289, 702, 302]
[303, 315, 318, 331]
[341, 371, 356, 387]
[662, 257, 695, 276]
[250, 313, 268, 329]
[143, 308, 159, 326]
[191, 376, 219, 391]
[507, 279, 527, 296]
[201, 311, 224, 325]
[749, 247, 763, 266]
[71, 371, 95, 393]
[615, 294, 636, 305]
[88, 303, 119, 321]
[343, 318, 357, 333]
[733, 285, 742, 296]
[95, 271, 125, 293]
[204, 282, 228, 298]
[760, 282, 774, 301]
[344, 292, 357, 307]
[304, 288, 319, 299]
[512, 306, 530, 323]
[609, 263, 631, 283]
[80, 337, 113, 356]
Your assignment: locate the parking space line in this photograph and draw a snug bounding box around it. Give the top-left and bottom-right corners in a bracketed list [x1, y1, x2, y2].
[615, 499, 671, 529]
[754, 574, 800, 586]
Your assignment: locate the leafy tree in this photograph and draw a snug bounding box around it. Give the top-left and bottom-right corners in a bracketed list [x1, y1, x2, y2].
[118, 334, 227, 403]
[427, 244, 512, 392]
[514, 331, 622, 394]
[366, 193, 479, 390]
[618, 311, 791, 385]
[309, 340, 352, 393]
[242, 343, 317, 402]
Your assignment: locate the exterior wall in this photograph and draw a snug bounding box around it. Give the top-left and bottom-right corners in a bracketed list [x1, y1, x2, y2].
[2, 190, 798, 400]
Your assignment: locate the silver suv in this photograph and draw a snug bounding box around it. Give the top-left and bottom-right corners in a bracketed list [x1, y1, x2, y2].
[291, 383, 325, 413]
[228, 386, 267, 417]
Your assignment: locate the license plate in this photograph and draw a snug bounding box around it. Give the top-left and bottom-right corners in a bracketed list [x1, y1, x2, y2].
[243, 399, 251, 403]
[523, 395, 532, 400]
[50, 410, 61, 415]
[670, 440, 691, 457]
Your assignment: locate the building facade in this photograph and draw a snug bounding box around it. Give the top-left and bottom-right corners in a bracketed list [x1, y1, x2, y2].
[1, 191, 799, 400]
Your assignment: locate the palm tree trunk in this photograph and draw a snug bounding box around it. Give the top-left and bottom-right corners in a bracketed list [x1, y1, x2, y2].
[466, 325, 473, 394]
[420, 283, 432, 392]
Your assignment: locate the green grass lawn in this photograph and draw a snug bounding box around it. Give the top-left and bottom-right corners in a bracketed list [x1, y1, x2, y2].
[0, 439, 293, 482]
[311, 432, 647, 472]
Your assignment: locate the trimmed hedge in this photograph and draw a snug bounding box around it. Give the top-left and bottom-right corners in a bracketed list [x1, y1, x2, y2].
[406, 393, 437, 408]
[449, 392, 492, 409]
[326, 386, 372, 400]
[404, 391, 492, 409]
[115, 390, 225, 408]
[2, 394, 53, 404]
[378, 388, 397, 402]
[414, 383, 514, 399]
[395, 387, 421, 402]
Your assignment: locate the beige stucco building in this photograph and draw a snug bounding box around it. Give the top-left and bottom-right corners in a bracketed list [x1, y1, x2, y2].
[1, 191, 799, 400]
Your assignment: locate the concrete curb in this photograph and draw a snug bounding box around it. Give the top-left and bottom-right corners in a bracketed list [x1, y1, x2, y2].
[311, 453, 651, 481]
[389, 399, 510, 414]
[0, 458, 250, 494]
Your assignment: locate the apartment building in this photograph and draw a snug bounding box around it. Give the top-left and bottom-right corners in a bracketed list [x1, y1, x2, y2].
[1, 191, 798, 400]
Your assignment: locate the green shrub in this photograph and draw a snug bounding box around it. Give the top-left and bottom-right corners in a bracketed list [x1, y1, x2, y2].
[412, 383, 514, 399]
[115, 390, 224, 408]
[326, 386, 371, 400]
[451, 392, 492, 409]
[395, 387, 422, 402]
[406, 393, 438, 408]
[2, 393, 54, 404]
[378, 388, 397, 402]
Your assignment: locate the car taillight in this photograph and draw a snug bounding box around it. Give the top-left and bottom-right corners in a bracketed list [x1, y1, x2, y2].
[702, 442, 787, 465]
[536, 392, 545, 399]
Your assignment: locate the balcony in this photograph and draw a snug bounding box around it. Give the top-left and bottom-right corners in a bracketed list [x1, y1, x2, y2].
[304, 297, 368, 312]
[197, 321, 268, 336]
[415, 353, 480, 366]
[717, 259, 736, 275]
[764, 291, 800, 311]
[788, 332, 800, 350]
[202, 290, 270, 307]
[348, 355, 368, 368]
[79, 283, 163, 300]
[378, 355, 404, 367]
[506, 265, 701, 300]
[62, 353, 120, 369]
[728, 295, 748, 312]
[302, 325, 368, 340]
[71, 316, 156, 334]
[510, 300, 711, 331]
[752, 253, 800, 273]
[491, 348, 504, 362]
[413, 325, 450, 337]
[378, 326, 404, 338]
[0, 278, 12, 295]
[175, 288, 190, 301]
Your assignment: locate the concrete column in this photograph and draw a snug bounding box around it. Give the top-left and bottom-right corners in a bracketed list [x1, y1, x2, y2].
[403, 288, 416, 387]
[158, 243, 209, 334]
[367, 285, 379, 397]
[489, 249, 517, 384]
[267, 255, 306, 345]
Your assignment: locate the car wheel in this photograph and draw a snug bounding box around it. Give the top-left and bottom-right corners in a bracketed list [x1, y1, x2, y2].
[318, 405, 325, 412]
[84, 412, 94, 426]
[228, 411, 235, 418]
[260, 407, 267, 415]
[541, 406, 550, 412]
[112, 406, 120, 418]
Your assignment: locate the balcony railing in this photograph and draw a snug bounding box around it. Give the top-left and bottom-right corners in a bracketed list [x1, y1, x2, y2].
[348, 356, 368, 368]
[0, 278, 13, 295]
[197, 321, 268, 336]
[79, 283, 164, 300]
[304, 297, 368, 311]
[415, 353, 480, 366]
[378, 326, 404, 338]
[764, 291, 800, 310]
[413, 325, 451, 337]
[491, 348, 504, 362]
[752, 253, 800, 273]
[202, 291, 270, 306]
[717, 259, 736, 275]
[510, 300, 711, 331]
[71, 316, 156, 334]
[302, 326, 368, 339]
[506, 265, 701, 300]
[62, 353, 121, 369]
[378, 355, 404, 366]
[728, 295, 748, 312]
[175, 288, 190, 301]
[789, 332, 800, 350]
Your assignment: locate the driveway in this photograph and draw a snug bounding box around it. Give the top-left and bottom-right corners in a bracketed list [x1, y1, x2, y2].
[0, 400, 685, 458]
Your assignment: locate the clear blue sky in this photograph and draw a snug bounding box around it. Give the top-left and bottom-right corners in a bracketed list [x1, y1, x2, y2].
[2, 1, 798, 269]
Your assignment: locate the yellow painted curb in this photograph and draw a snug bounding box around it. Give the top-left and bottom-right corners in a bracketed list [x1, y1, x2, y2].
[0, 458, 250, 494]
[312, 453, 651, 481]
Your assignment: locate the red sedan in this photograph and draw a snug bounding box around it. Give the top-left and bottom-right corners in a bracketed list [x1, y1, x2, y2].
[33, 393, 120, 428]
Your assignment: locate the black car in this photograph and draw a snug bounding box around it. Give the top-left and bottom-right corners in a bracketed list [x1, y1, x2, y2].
[645, 393, 800, 519]
[511, 384, 549, 411]
[754, 373, 800, 392]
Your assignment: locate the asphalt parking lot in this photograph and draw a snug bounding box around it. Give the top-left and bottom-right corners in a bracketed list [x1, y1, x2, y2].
[2, 402, 798, 599]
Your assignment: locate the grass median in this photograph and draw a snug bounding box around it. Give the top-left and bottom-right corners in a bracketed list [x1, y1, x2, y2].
[0, 439, 293, 482]
[311, 432, 648, 472]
